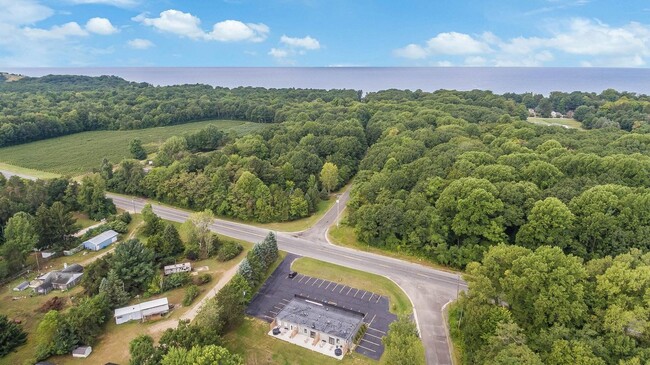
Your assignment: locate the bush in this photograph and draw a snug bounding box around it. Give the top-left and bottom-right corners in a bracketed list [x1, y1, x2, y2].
[217, 241, 243, 262]
[162, 273, 192, 292]
[185, 243, 199, 261]
[119, 211, 132, 224]
[183, 285, 200, 306]
[194, 273, 212, 286]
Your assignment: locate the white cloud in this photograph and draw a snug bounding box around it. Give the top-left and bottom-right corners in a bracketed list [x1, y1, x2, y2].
[280, 35, 320, 50]
[138, 10, 204, 39]
[464, 56, 487, 66]
[269, 48, 288, 58]
[67, 0, 139, 7]
[128, 38, 154, 49]
[136, 10, 269, 43]
[23, 22, 88, 40]
[393, 44, 428, 59]
[0, 0, 53, 25]
[86, 17, 118, 35]
[207, 20, 269, 42]
[395, 18, 650, 67]
[426, 32, 492, 55]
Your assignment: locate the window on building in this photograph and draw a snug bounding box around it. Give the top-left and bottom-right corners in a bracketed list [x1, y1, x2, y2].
[329, 337, 335, 345]
[337, 339, 340, 344]
[310, 331, 316, 338]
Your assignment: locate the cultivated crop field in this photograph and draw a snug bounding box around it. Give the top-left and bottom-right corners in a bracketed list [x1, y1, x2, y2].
[0, 120, 263, 176]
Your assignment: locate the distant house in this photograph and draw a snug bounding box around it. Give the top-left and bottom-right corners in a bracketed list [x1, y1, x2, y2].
[83, 230, 119, 251]
[31, 264, 84, 295]
[72, 346, 92, 358]
[163, 262, 192, 276]
[114, 297, 170, 325]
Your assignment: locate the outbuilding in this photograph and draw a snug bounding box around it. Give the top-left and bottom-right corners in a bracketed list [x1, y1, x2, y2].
[83, 230, 119, 251]
[163, 262, 192, 275]
[114, 297, 170, 324]
[72, 346, 92, 358]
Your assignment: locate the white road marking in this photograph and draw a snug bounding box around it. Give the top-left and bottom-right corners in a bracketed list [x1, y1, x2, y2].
[346, 287, 352, 295]
[360, 291, 367, 300]
[324, 282, 332, 290]
[356, 344, 377, 353]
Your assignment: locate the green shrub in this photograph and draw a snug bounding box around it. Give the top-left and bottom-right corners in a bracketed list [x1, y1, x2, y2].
[162, 273, 191, 292]
[194, 273, 212, 285]
[217, 241, 243, 262]
[183, 285, 200, 306]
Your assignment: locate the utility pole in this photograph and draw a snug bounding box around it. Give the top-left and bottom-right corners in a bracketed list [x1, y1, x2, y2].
[131, 198, 136, 214]
[336, 198, 340, 227]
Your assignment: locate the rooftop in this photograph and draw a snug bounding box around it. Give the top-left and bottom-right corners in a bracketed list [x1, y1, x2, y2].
[84, 230, 118, 245]
[114, 297, 169, 317]
[276, 296, 365, 342]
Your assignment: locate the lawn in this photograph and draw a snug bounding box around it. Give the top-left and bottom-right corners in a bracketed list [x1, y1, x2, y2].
[528, 117, 583, 129]
[224, 317, 376, 365]
[71, 212, 99, 230]
[0, 119, 264, 176]
[290, 257, 411, 316]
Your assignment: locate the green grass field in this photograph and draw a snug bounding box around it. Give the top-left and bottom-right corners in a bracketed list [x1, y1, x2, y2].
[527, 117, 583, 129]
[0, 119, 263, 176]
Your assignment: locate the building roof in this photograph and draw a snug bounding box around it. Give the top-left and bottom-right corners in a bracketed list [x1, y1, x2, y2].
[52, 272, 82, 286]
[72, 346, 92, 355]
[84, 230, 118, 246]
[14, 281, 30, 291]
[114, 297, 169, 317]
[164, 262, 191, 271]
[276, 296, 365, 342]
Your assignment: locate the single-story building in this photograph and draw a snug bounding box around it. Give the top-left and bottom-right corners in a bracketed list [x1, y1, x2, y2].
[273, 295, 365, 355]
[114, 297, 169, 325]
[31, 263, 84, 294]
[13, 281, 29, 291]
[72, 346, 92, 358]
[163, 262, 192, 275]
[83, 230, 119, 251]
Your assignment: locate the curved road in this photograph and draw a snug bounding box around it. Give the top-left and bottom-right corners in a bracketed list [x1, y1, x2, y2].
[108, 192, 467, 365]
[0, 170, 466, 364]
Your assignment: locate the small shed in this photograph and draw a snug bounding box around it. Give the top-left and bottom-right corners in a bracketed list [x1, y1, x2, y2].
[83, 230, 119, 251]
[13, 281, 29, 291]
[163, 262, 192, 275]
[72, 346, 92, 358]
[114, 297, 169, 325]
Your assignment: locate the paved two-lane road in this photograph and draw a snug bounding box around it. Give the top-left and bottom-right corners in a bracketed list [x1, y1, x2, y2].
[1, 169, 466, 364]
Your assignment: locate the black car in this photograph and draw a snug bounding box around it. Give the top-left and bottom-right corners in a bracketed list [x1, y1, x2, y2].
[287, 271, 297, 278]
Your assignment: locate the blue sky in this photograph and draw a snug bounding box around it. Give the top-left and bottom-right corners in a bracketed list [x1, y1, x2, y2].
[0, 0, 649, 67]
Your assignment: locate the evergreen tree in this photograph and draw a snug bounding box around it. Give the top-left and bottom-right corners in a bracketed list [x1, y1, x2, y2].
[99, 270, 130, 309]
[129, 138, 147, 160]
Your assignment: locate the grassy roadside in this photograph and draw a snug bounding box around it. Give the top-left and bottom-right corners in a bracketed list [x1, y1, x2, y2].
[0, 162, 60, 179]
[291, 257, 411, 316]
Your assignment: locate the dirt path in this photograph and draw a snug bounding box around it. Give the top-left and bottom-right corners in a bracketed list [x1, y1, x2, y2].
[147, 263, 241, 334]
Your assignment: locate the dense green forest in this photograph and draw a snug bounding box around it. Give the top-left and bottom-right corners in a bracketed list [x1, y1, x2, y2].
[453, 244, 650, 365]
[0, 74, 360, 147]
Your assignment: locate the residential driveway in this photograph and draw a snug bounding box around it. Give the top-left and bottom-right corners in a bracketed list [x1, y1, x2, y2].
[247, 254, 396, 360]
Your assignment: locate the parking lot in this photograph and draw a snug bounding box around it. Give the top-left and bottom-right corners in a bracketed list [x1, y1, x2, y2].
[246, 253, 397, 360]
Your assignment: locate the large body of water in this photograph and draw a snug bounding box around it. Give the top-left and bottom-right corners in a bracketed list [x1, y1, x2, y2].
[3, 67, 650, 95]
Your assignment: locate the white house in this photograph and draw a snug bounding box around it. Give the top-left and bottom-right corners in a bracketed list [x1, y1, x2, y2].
[72, 346, 92, 358]
[163, 262, 192, 275]
[83, 230, 118, 251]
[114, 297, 170, 325]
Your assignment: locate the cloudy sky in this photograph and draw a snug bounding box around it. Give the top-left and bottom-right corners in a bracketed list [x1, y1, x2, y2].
[0, 0, 649, 67]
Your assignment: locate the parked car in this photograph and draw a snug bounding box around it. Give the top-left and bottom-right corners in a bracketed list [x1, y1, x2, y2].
[287, 271, 297, 278]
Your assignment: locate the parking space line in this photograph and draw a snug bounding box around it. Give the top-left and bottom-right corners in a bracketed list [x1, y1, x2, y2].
[310, 278, 318, 286]
[297, 275, 306, 283]
[346, 287, 352, 295]
[368, 314, 376, 325]
[339, 285, 346, 293]
[367, 327, 386, 334]
[360, 291, 367, 300]
[304, 277, 312, 285]
[365, 332, 383, 341]
[353, 289, 360, 297]
[262, 315, 274, 320]
[332, 283, 339, 292]
[324, 282, 332, 290]
[361, 338, 381, 347]
[269, 310, 278, 315]
[375, 295, 381, 303]
[280, 298, 290, 303]
[356, 344, 377, 353]
[319, 280, 327, 288]
[273, 305, 284, 310]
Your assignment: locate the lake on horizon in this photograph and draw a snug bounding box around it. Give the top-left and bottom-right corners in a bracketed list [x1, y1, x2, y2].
[3, 67, 650, 95]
